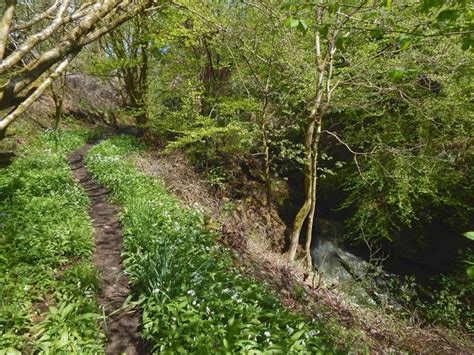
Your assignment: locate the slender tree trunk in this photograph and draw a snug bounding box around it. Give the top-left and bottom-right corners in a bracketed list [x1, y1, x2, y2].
[289, 3, 327, 264]
[51, 72, 66, 130]
[304, 117, 322, 269]
[288, 119, 316, 262]
[0, 53, 76, 135]
[301, 5, 339, 267]
[0, 0, 16, 60]
[262, 119, 272, 208]
[261, 87, 272, 208]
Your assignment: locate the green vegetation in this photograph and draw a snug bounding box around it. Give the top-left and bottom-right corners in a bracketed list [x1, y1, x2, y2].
[0, 130, 104, 353]
[1, 0, 473, 352]
[87, 0, 473, 340]
[91, 0, 473, 263]
[86, 136, 335, 353]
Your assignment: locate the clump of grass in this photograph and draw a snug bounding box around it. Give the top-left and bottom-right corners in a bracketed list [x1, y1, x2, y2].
[86, 136, 337, 353]
[0, 129, 104, 353]
[63, 262, 101, 292]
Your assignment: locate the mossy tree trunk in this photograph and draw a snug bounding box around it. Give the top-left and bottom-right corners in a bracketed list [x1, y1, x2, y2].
[288, 3, 339, 269]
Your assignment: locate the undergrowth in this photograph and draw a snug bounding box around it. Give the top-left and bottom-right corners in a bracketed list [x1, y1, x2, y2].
[86, 136, 338, 354]
[0, 129, 104, 354]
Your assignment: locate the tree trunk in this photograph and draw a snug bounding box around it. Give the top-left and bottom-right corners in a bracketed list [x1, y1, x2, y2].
[262, 123, 272, 208]
[288, 3, 328, 264]
[0, 53, 76, 133]
[51, 72, 66, 130]
[261, 89, 272, 208]
[0, 0, 16, 60]
[288, 119, 316, 262]
[303, 117, 322, 269]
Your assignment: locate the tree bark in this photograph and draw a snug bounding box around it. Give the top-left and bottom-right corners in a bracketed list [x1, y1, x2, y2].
[0, 0, 16, 60]
[0, 52, 76, 135]
[288, 119, 316, 262]
[0, 0, 71, 73]
[11, 0, 60, 32]
[51, 71, 66, 130]
[288, 2, 329, 267]
[304, 117, 322, 269]
[0, 0, 156, 135]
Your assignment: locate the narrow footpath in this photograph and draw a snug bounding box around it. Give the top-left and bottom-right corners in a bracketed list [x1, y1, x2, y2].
[69, 144, 146, 354]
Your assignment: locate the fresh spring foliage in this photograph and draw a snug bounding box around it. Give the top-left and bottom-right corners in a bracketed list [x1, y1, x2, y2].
[463, 232, 474, 280]
[0, 130, 104, 353]
[85, 136, 336, 353]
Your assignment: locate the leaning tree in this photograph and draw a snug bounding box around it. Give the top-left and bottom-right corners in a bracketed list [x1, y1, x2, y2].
[0, 0, 163, 138]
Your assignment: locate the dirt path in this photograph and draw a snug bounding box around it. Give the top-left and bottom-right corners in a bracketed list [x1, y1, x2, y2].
[69, 144, 147, 355]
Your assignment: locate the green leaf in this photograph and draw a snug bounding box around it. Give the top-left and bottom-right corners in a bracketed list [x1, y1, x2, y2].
[420, 0, 444, 12]
[467, 265, 474, 279]
[290, 329, 305, 342]
[388, 68, 406, 81]
[290, 18, 300, 28]
[461, 36, 472, 51]
[463, 231, 474, 241]
[399, 35, 412, 50]
[297, 19, 308, 34]
[328, 3, 339, 14]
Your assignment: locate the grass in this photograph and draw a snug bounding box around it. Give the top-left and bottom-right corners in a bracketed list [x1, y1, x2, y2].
[0, 129, 104, 354]
[86, 136, 338, 354]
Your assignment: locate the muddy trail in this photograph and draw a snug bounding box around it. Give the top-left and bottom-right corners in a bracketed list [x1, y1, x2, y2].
[69, 144, 147, 354]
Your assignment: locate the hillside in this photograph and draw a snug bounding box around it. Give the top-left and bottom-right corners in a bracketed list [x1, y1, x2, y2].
[1, 1, 473, 354]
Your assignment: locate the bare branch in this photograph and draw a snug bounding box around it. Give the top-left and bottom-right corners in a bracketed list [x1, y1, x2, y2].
[0, 0, 71, 73]
[0, 51, 77, 132]
[0, 0, 158, 134]
[0, 0, 136, 107]
[11, 0, 60, 32]
[322, 129, 376, 184]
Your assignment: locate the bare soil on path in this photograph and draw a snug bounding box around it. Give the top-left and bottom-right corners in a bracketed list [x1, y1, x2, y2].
[69, 144, 147, 355]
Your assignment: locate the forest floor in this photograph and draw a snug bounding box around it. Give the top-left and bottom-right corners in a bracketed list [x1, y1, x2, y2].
[2, 110, 472, 352]
[134, 148, 474, 354]
[69, 144, 146, 354]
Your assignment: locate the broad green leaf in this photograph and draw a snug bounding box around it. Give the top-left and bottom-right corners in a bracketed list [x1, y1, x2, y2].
[399, 35, 412, 50]
[467, 265, 474, 279]
[388, 68, 406, 81]
[420, 0, 444, 12]
[297, 19, 308, 34]
[370, 28, 384, 39]
[290, 329, 305, 342]
[290, 18, 300, 28]
[463, 231, 474, 240]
